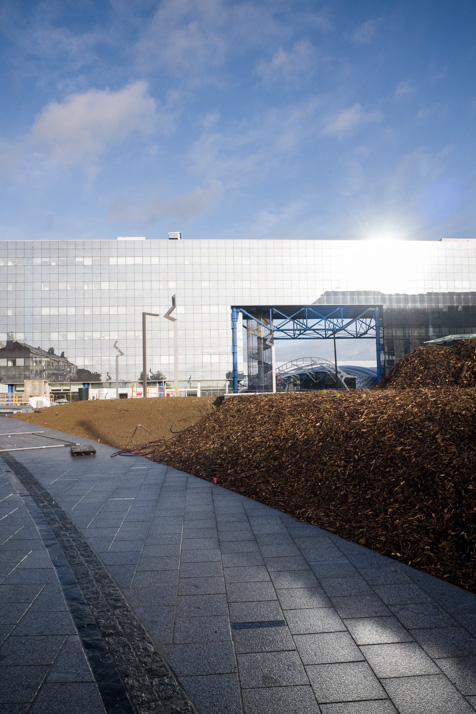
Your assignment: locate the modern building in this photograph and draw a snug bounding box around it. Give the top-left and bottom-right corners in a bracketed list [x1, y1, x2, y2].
[1, 237, 476, 393]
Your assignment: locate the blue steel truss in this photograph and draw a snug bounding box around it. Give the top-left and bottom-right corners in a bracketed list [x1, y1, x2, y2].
[231, 304, 384, 392]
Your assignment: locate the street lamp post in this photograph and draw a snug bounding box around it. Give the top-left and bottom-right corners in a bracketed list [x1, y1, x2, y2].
[164, 295, 178, 395]
[142, 312, 160, 398]
[113, 340, 124, 399]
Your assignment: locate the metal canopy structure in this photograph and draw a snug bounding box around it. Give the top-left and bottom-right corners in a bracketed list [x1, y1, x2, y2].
[231, 304, 384, 393]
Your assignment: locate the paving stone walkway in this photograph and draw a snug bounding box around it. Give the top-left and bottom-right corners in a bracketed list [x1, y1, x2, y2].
[1, 419, 475, 713]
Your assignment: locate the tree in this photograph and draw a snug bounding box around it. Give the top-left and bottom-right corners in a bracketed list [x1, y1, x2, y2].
[138, 369, 167, 382]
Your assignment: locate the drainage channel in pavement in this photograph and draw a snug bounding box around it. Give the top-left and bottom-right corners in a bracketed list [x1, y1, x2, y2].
[2, 452, 198, 714]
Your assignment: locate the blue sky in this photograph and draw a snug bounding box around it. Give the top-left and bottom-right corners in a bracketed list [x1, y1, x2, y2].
[1, 0, 475, 242]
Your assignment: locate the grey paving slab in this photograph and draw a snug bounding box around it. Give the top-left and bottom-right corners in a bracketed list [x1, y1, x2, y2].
[361, 642, 440, 677]
[389, 600, 460, 628]
[232, 623, 295, 653]
[181, 673, 243, 714]
[264, 554, 311, 570]
[222, 552, 265, 567]
[242, 685, 321, 713]
[182, 537, 220, 550]
[12, 610, 76, 637]
[224, 565, 271, 583]
[131, 569, 179, 587]
[3, 423, 476, 714]
[0, 584, 44, 604]
[277, 586, 332, 609]
[306, 661, 387, 703]
[178, 575, 226, 595]
[0, 634, 66, 667]
[226, 580, 277, 602]
[319, 702, 397, 713]
[270, 569, 321, 588]
[331, 594, 391, 618]
[173, 615, 232, 644]
[295, 631, 364, 665]
[123, 584, 177, 607]
[343, 616, 414, 645]
[160, 641, 237, 676]
[220, 540, 261, 554]
[179, 560, 224, 578]
[0, 603, 30, 625]
[47, 635, 96, 683]
[133, 604, 175, 644]
[373, 582, 433, 605]
[0, 665, 49, 704]
[382, 674, 475, 713]
[229, 600, 285, 623]
[411, 626, 476, 658]
[106, 564, 135, 587]
[176, 593, 230, 618]
[135, 554, 180, 570]
[237, 650, 308, 688]
[0, 624, 13, 644]
[285, 608, 347, 635]
[320, 576, 375, 597]
[359, 564, 411, 585]
[30, 682, 106, 713]
[436, 656, 476, 696]
[180, 548, 223, 562]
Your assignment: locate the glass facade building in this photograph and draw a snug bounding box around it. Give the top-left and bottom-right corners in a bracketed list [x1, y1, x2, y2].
[1, 237, 476, 388]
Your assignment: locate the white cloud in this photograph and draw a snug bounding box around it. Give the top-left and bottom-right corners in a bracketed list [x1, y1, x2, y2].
[135, 0, 227, 76]
[255, 40, 316, 85]
[109, 181, 223, 226]
[323, 103, 383, 136]
[246, 201, 308, 239]
[31, 81, 159, 162]
[309, 9, 332, 32]
[134, 0, 322, 80]
[416, 103, 441, 121]
[189, 97, 322, 181]
[200, 112, 221, 130]
[395, 81, 416, 99]
[351, 18, 380, 45]
[0, 141, 21, 178]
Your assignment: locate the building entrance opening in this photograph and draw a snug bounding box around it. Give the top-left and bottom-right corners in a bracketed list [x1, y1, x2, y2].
[231, 304, 384, 393]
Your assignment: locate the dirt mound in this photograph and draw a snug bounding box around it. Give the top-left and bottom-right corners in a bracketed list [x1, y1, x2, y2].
[13, 396, 218, 448]
[145, 389, 476, 592]
[377, 338, 476, 389]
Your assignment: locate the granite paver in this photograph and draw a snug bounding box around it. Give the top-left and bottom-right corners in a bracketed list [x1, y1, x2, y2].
[1, 419, 476, 713]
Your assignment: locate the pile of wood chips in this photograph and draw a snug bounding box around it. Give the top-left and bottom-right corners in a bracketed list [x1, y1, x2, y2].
[377, 337, 476, 389]
[148, 387, 476, 592]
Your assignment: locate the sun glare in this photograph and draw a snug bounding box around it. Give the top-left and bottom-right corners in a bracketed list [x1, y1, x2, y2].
[366, 229, 403, 242]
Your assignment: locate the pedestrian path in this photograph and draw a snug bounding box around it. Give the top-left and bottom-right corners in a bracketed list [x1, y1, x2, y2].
[1, 419, 475, 713]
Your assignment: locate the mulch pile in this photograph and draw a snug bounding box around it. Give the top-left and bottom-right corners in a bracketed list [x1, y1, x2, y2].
[140, 388, 476, 592]
[377, 337, 476, 389]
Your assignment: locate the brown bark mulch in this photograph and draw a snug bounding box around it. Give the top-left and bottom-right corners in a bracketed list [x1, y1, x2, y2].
[377, 337, 476, 389]
[146, 388, 476, 592]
